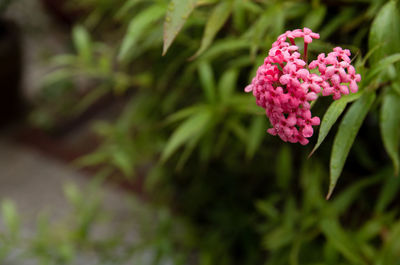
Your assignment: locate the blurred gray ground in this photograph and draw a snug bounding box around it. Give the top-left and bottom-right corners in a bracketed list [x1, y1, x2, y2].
[0, 0, 139, 223]
[0, 136, 131, 221]
[0, 0, 107, 220]
[0, 0, 151, 264]
[0, 1, 163, 264]
[0, 0, 140, 260]
[0, 136, 81, 219]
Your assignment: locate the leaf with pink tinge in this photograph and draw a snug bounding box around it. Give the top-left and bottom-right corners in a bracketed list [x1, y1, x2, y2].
[163, 0, 198, 56]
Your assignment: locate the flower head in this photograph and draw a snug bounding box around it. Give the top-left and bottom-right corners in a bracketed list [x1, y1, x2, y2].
[245, 28, 361, 145]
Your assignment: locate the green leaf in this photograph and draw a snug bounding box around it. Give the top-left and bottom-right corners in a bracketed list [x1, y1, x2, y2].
[218, 68, 238, 103]
[163, 0, 198, 55]
[374, 167, 398, 213]
[246, 116, 265, 160]
[320, 219, 367, 265]
[332, 172, 382, 215]
[112, 149, 135, 177]
[164, 104, 208, 125]
[246, 8, 274, 57]
[161, 109, 212, 162]
[376, 221, 400, 265]
[328, 92, 376, 199]
[232, 0, 245, 31]
[303, 5, 326, 31]
[228, 94, 262, 114]
[368, 0, 400, 65]
[380, 87, 400, 175]
[191, 1, 233, 59]
[119, 5, 166, 61]
[64, 182, 82, 207]
[1, 200, 20, 239]
[263, 227, 294, 250]
[199, 38, 250, 60]
[319, 8, 354, 40]
[310, 92, 362, 157]
[116, 0, 147, 19]
[198, 61, 217, 103]
[365, 53, 400, 83]
[72, 25, 92, 63]
[228, 118, 247, 143]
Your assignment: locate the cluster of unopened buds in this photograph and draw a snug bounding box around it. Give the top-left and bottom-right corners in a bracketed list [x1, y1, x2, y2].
[245, 28, 361, 145]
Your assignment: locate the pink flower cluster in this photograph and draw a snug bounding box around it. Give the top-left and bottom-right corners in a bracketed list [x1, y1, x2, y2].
[245, 28, 361, 145]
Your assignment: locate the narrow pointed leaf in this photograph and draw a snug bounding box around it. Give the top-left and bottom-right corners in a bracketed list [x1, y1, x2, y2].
[368, 0, 400, 65]
[218, 68, 238, 103]
[116, 0, 147, 19]
[190, 1, 233, 59]
[374, 167, 398, 213]
[198, 61, 216, 103]
[164, 104, 207, 125]
[310, 92, 362, 157]
[246, 116, 265, 160]
[303, 5, 326, 30]
[365, 53, 400, 83]
[161, 110, 211, 162]
[200, 38, 250, 60]
[380, 87, 400, 175]
[328, 92, 376, 199]
[72, 25, 92, 63]
[119, 5, 166, 61]
[163, 0, 198, 55]
[320, 219, 367, 265]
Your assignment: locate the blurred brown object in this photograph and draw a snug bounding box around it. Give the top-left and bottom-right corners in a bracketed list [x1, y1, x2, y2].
[0, 18, 23, 127]
[40, 0, 86, 25]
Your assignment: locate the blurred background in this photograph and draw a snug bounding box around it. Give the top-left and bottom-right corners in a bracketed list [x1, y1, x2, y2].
[0, 0, 400, 264]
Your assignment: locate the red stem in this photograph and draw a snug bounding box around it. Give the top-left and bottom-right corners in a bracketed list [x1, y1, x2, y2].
[304, 43, 308, 63]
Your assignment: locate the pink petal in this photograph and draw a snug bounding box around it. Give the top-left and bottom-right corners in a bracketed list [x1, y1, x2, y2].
[311, 116, 320, 126]
[299, 137, 309, 145]
[325, 66, 336, 78]
[297, 69, 309, 80]
[279, 75, 290, 85]
[322, 86, 334, 96]
[267, 128, 277, 136]
[302, 125, 313, 138]
[304, 35, 313, 43]
[339, 85, 349, 95]
[309, 60, 318, 69]
[306, 92, 318, 101]
[331, 74, 341, 86]
[349, 81, 358, 93]
[244, 85, 253, 92]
